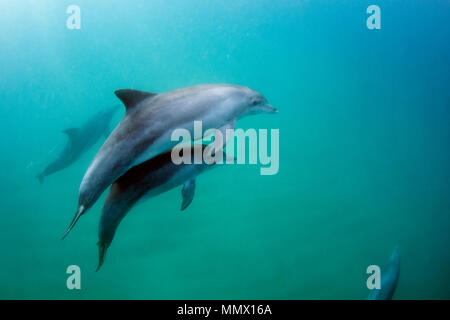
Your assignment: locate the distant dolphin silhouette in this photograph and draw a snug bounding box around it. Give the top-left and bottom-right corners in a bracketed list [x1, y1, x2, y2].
[64, 84, 277, 238]
[36, 106, 118, 184]
[368, 246, 400, 300]
[96, 145, 226, 271]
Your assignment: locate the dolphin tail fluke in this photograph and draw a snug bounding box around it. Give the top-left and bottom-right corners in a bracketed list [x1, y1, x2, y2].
[96, 241, 108, 271]
[36, 173, 45, 185]
[62, 205, 85, 239]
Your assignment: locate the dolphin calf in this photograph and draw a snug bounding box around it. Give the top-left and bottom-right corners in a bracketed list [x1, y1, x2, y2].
[96, 145, 224, 270]
[36, 106, 118, 184]
[368, 246, 400, 300]
[64, 84, 277, 237]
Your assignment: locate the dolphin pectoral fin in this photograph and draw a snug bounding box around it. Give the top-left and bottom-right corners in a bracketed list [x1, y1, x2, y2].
[196, 121, 235, 145]
[96, 241, 108, 271]
[114, 89, 158, 112]
[218, 120, 235, 147]
[62, 205, 85, 239]
[181, 178, 196, 211]
[36, 173, 45, 185]
[62, 128, 81, 144]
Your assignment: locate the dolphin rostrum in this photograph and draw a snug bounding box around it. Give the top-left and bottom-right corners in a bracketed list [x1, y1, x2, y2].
[368, 246, 400, 300]
[96, 145, 225, 270]
[64, 84, 277, 238]
[36, 106, 118, 184]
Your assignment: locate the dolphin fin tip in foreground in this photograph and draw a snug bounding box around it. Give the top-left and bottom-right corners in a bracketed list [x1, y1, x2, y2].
[181, 178, 196, 211]
[61, 205, 85, 239]
[96, 241, 107, 271]
[367, 246, 401, 300]
[36, 173, 44, 185]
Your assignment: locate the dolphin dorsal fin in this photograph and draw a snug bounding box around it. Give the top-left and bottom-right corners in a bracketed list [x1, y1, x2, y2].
[181, 178, 196, 211]
[114, 89, 157, 112]
[62, 128, 80, 143]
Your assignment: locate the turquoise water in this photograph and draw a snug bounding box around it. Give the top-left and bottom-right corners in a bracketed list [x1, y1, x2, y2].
[0, 0, 449, 299]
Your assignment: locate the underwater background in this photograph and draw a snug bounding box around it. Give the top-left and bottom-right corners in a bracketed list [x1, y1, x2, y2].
[0, 0, 449, 299]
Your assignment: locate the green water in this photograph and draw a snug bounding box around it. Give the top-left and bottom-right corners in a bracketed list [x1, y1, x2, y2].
[0, 0, 449, 299]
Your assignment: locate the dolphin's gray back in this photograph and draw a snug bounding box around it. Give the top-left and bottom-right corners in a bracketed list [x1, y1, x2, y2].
[83, 84, 245, 206]
[120, 84, 242, 140]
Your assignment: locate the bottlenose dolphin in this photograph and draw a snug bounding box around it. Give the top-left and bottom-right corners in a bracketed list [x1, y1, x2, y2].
[96, 145, 224, 270]
[36, 106, 118, 184]
[368, 246, 400, 300]
[64, 84, 277, 237]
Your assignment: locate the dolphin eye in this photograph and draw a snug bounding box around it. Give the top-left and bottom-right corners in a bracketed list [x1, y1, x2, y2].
[252, 100, 258, 106]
